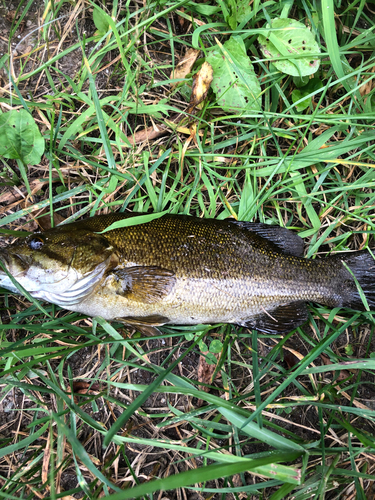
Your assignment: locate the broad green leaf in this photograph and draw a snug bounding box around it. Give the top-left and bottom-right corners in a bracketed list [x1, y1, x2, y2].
[259, 18, 320, 77]
[188, 2, 220, 15]
[0, 109, 45, 164]
[209, 339, 223, 353]
[291, 89, 310, 111]
[292, 77, 324, 111]
[207, 35, 261, 113]
[293, 75, 310, 88]
[227, 0, 252, 29]
[199, 340, 208, 352]
[93, 5, 110, 34]
[236, 0, 252, 24]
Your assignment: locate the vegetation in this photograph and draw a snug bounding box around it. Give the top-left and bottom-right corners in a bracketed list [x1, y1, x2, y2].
[0, 0, 374, 498]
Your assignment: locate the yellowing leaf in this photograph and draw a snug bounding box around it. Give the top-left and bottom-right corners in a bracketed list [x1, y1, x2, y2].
[170, 48, 200, 89]
[188, 62, 213, 112]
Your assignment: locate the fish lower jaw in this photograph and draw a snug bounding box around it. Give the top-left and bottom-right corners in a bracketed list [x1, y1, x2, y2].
[0, 276, 23, 295]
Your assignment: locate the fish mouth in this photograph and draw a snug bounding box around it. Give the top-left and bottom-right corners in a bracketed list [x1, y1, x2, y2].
[0, 250, 14, 273]
[0, 252, 27, 294]
[0, 250, 35, 278]
[0, 250, 23, 275]
[0, 246, 110, 308]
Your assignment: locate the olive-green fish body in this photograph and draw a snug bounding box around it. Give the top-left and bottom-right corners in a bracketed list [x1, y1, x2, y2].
[0, 214, 374, 333]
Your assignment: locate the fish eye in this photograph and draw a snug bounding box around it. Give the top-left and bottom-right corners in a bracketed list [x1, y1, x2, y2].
[28, 236, 44, 250]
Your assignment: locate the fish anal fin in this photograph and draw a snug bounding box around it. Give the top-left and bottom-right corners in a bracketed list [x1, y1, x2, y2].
[116, 314, 170, 336]
[114, 266, 176, 304]
[233, 222, 304, 257]
[119, 314, 170, 326]
[240, 301, 308, 334]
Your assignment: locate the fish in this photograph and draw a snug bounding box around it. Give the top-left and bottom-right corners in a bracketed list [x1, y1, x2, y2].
[0, 213, 374, 334]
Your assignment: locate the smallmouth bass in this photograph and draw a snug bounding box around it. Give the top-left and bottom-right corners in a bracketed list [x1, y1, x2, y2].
[0, 213, 374, 334]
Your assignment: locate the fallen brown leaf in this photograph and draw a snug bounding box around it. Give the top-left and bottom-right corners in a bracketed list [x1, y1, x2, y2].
[65, 380, 101, 404]
[176, 8, 190, 33]
[6, 10, 18, 22]
[72, 380, 101, 394]
[283, 346, 306, 363]
[125, 57, 212, 147]
[170, 48, 200, 90]
[187, 61, 213, 114]
[283, 349, 300, 369]
[359, 66, 375, 108]
[232, 473, 243, 488]
[126, 124, 169, 145]
[0, 177, 59, 205]
[197, 352, 217, 392]
[282, 345, 318, 390]
[321, 353, 351, 381]
[36, 209, 65, 231]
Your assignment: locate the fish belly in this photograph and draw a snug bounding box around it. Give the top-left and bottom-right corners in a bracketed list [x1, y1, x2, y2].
[69, 274, 307, 325]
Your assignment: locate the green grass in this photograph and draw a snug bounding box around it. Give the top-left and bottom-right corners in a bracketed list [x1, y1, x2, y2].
[0, 0, 375, 498]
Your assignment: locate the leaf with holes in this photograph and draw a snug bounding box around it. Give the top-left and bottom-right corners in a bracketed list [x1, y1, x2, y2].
[258, 18, 320, 77]
[0, 109, 45, 165]
[207, 36, 261, 113]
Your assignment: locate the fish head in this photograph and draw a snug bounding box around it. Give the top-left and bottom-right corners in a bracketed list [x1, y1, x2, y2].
[0, 227, 117, 307]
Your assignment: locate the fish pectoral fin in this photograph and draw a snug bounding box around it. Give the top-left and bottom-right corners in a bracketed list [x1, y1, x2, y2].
[239, 301, 308, 334]
[233, 222, 304, 257]
[113, 266, 176, 304]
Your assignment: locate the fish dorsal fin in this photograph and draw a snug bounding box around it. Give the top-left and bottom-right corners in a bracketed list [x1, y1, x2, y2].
[113, 266, 176, 304]
[240, 301, 308, 334]
[233, 222, 304, 257]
